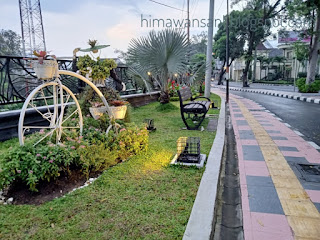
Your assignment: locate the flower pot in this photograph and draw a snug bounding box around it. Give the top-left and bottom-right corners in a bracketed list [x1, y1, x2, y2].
[32, 60, 58, 80]
[93, 79, 106, 87]
[110, 105, 127, 119]
[89, 106, 107, 120]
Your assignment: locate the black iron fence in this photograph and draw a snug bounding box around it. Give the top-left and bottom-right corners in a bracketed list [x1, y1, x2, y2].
[0, 56, 80, 106]
[0, 56, 134, 107]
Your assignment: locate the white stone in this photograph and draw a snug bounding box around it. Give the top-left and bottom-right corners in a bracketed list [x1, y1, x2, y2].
[7, 197, 13, 203]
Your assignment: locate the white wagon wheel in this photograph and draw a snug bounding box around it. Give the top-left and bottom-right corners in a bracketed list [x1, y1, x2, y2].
[18, 80, 83, 146]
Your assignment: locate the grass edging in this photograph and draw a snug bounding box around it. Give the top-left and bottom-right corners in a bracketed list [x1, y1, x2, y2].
[183, 94, 226, 240]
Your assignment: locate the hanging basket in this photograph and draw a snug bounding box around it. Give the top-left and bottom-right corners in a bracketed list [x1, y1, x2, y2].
[89, 106, 107, 120]
[32, 60, 58, 80]
[110, 105, 127, 120]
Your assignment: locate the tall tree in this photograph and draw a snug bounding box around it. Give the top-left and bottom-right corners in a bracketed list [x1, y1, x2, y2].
[190, 32, 208, 55]
[286, 0, 320, 84]
[213, 10, 246, 85]
[0, 29, 22, 55]
[231, 0, 284, 87]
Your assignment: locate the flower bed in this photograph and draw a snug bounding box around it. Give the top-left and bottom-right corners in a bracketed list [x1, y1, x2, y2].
[0, 116, 148, 193]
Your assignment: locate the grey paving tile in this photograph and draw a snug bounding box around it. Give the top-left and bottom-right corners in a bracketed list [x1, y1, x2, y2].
[302, 182, 320, 191]
[234, 114, 243, 118]
[261, 124, 274, 126]
[243, 145, 264, 161]
[247, 185, 284, 214]
[258, 120, 270, 123]
[266, 130, 281, 133]
[236, 120, 248, 126]
[279, 146, 299, 152]
[246, 176, 274, 187]
[285, 156, 309, 164]
[271, 136, 288, 140]
[314, 203, 320, 213]
[233, 109, 241, 112]
[239, 130, 255, 140]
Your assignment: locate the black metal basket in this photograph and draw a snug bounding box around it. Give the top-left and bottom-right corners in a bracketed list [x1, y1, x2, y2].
[177, 137, 201, 163]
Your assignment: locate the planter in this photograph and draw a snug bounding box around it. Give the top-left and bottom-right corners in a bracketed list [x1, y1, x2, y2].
[32, 60, 58, 80]
[110, 105, 127, 119]
[89, 106, 107, 120]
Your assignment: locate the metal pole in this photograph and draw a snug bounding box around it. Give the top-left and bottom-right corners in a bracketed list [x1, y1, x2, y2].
[204, 0, 214, 98]
[226, 0, 229, 103]
[294, 57, 297, 92]
[187, 0, 190, 45]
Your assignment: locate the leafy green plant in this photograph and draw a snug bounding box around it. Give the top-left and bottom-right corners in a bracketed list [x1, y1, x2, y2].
[296, 78, 320, 93]
[127, 29, 189, 104]
[0, 117, 148, 191]
[76, 55, 117, 82]
[0, 138, 80, 191]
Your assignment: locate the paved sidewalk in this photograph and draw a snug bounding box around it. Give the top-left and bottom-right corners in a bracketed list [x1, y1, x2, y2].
[213, 89, 320, 239]
[216, 85, 320, 104]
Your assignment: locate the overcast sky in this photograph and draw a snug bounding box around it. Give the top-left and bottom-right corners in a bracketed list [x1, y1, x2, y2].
[0, 0, 232, 58]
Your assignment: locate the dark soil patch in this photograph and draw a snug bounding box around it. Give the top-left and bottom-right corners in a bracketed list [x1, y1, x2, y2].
[4, 170, 101, 205]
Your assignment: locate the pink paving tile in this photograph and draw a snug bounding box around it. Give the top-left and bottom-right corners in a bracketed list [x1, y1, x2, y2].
[306, 190, 320, 203]
[250, 212, 293, 235]
[244, 230, 254, 240]
[234, 117, 247, 120]
[241, 185, 250, 211]
[304, 149, 320, 164]
[238, 125, 252, 131]
[252, 231, 294, 240]
[280, 151, 305, 157]
[241, 140, 259, 145]
[244, 161, 270, 177]
[243, 210, 252, 231]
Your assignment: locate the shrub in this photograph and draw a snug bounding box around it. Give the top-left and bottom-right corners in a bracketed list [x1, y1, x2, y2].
[296, 78, 320, 93]
[0, 119, 148, 191]
[0, 136, 81, 192]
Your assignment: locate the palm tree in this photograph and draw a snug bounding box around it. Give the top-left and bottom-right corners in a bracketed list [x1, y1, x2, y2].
[127, 29, 189, 104]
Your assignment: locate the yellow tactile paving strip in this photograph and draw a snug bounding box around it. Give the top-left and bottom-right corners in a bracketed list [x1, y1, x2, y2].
[232, 97, 320, 239]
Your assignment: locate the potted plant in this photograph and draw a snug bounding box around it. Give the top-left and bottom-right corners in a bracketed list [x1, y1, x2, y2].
[27, 50, 57, 79]
[88, 101, 108, 120]
[108, 99, 129, 120]
[76, 40, 117, 86]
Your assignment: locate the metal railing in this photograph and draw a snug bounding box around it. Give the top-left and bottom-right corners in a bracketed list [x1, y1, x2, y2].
[0, 56, 80, 106]
[0, 56, 135, 107]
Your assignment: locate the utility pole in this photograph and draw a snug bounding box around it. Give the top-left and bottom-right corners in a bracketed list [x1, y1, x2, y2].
[226, 0, 230, 103]
[187, 0, 190, 44]
[253, 46, 257, 82]
[204, 0, 214, 98]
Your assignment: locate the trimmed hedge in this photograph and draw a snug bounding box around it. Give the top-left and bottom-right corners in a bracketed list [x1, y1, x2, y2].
[296, 78, 320, 93]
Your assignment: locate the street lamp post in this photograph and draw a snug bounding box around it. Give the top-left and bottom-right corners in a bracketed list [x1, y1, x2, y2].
[226, 0, 230, 104]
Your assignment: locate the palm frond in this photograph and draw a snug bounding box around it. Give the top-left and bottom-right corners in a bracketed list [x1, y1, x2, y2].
[127, 29, 189, 92]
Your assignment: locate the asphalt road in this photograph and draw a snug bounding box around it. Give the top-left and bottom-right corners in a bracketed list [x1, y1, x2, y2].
[230, 90, 320, 147]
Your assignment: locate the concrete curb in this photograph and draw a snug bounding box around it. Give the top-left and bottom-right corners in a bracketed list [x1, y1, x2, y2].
[183, 95, 226, 240]
[217, 86, 320, 105]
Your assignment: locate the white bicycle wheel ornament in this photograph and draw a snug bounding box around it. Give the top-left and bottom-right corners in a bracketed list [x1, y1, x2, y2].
[18, 60, 114, 146]
[18, 79, 83, 146]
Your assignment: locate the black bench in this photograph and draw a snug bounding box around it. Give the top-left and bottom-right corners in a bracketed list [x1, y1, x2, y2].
[177, 87, 212, 130]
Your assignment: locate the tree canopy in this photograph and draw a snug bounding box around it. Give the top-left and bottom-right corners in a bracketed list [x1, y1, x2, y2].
[0, 29, 22, 56]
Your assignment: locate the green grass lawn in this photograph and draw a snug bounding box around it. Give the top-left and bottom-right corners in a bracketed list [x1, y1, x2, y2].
[0, 94, 220, 240]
